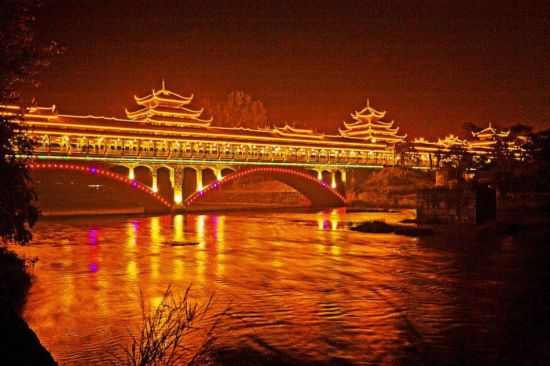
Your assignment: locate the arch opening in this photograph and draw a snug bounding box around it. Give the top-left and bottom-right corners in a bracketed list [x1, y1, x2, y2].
[29, 163, 171, 210]
[182, 167, 197, 199]
[110, 165, 129, 177]
[134, 165, 152, 187]
[156, 167, 173, 201]
[185, 167, 346, 208]
[321, 170, 331, 184]
[202, 168, 217, 187]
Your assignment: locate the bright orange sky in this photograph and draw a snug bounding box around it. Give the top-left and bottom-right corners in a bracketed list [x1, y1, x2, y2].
[24, 0, 549, 139]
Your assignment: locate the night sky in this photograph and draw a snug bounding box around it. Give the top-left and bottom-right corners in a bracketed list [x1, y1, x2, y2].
[24, 0, 549, 139]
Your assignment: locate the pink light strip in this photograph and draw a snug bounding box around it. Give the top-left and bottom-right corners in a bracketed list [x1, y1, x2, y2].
[184, 167, 346, 206]
[28, 162, 171, 207]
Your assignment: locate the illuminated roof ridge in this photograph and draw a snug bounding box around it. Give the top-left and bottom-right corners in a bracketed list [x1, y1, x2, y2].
[438, 134, 468, 146]
[271, 123, 324, 139]
[0, 103, 58, 120]
[472, 122, 510, 139]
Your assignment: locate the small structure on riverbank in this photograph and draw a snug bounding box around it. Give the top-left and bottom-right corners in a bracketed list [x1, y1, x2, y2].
[417, 187, 496, 225]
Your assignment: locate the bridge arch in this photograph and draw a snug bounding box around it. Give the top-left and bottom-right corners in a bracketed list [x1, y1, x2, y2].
[185, 167, 346, 208]
[29, 162, 171, 208]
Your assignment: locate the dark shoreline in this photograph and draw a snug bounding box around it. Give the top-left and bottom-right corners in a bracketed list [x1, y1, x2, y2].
[0, 248, 57, 365]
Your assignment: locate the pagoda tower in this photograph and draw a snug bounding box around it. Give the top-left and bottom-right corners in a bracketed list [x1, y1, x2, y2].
[125, 80, 212, 128]
[339, 101, 406, 144]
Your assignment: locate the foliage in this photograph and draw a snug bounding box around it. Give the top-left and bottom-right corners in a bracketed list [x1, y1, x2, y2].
[0, 0, 60, 102]
[352, 167, 434, 195]
[439, 144, 477, 182]
[0, 0, 60, 244]
[117, 286, 226, 366]
[470, 125, 550, 194]
[203, 90, 268, 129]
[0, 119, 40, 244]
[393, 139, 419, 167]
[0, 247, 33, 312]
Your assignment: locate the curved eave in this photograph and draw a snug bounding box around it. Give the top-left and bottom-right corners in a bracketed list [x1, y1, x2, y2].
[272, 124, 323, 138]
[134, 94, 193, 107]
[341, 127, 402, 137]
[274, 124, 317, 134]
[273, 130, 324, 139]
[353, 106, 386, 120]
[29, 105, 57, 113]
[343, 119, 394, 130]
[145, 116, 213, 127]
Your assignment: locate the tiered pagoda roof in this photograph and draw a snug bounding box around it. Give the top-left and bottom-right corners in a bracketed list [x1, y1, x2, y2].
[125, 80, 212, 128]
[339, 101, 406, 144]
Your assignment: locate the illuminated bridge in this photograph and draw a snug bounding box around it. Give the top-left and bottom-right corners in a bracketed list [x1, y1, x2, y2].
[4, 82, 507, 209]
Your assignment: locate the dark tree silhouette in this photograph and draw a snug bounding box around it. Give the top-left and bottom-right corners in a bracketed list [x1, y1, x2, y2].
[394, 139, 418, 167]
[440, 145, 476, 183]
[203, 90, 268, 129]
[0, 0, 60, 244]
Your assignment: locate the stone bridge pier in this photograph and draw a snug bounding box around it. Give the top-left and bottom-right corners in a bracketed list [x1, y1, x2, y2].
[109, 162, 238, 209]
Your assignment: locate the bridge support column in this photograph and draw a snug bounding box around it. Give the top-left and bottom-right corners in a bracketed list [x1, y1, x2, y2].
[151, 168, 158, 193]
[341, 170, 346, 183]
[128, 166, 135, 180]
[331, 171, 337, 189]
[196, 168, 203, 191]
[172, 166, 184, 205]
[317, 170, 322, 180]
[214, 167, 223, 181]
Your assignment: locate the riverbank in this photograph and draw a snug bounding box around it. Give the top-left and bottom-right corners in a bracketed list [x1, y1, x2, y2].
[0, 247, 56, 365]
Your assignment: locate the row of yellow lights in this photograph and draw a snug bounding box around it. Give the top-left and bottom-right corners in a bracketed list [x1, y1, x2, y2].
[33, 131, 391, 157]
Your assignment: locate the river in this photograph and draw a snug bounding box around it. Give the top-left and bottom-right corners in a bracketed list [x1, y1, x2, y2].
[15, 209, 550, 365]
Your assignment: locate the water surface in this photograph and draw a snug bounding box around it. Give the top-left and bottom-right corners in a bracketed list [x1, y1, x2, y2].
[17, 210, 550, 365]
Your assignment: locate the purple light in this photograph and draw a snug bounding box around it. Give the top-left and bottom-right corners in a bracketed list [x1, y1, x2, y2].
[132, 181, 138, 187]
[89, 167, 97, 174]
[88, 228, 99, 245]
[90, 262, 99, 273]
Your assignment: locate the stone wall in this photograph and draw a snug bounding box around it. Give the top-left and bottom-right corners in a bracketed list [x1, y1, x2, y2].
[417, 187, 496, 224]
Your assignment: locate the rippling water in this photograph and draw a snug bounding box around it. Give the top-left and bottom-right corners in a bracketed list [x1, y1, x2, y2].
[16, 210, 550, 365]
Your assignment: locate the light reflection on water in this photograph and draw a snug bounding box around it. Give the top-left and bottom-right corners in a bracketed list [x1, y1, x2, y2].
[15, 209, 549, 365]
